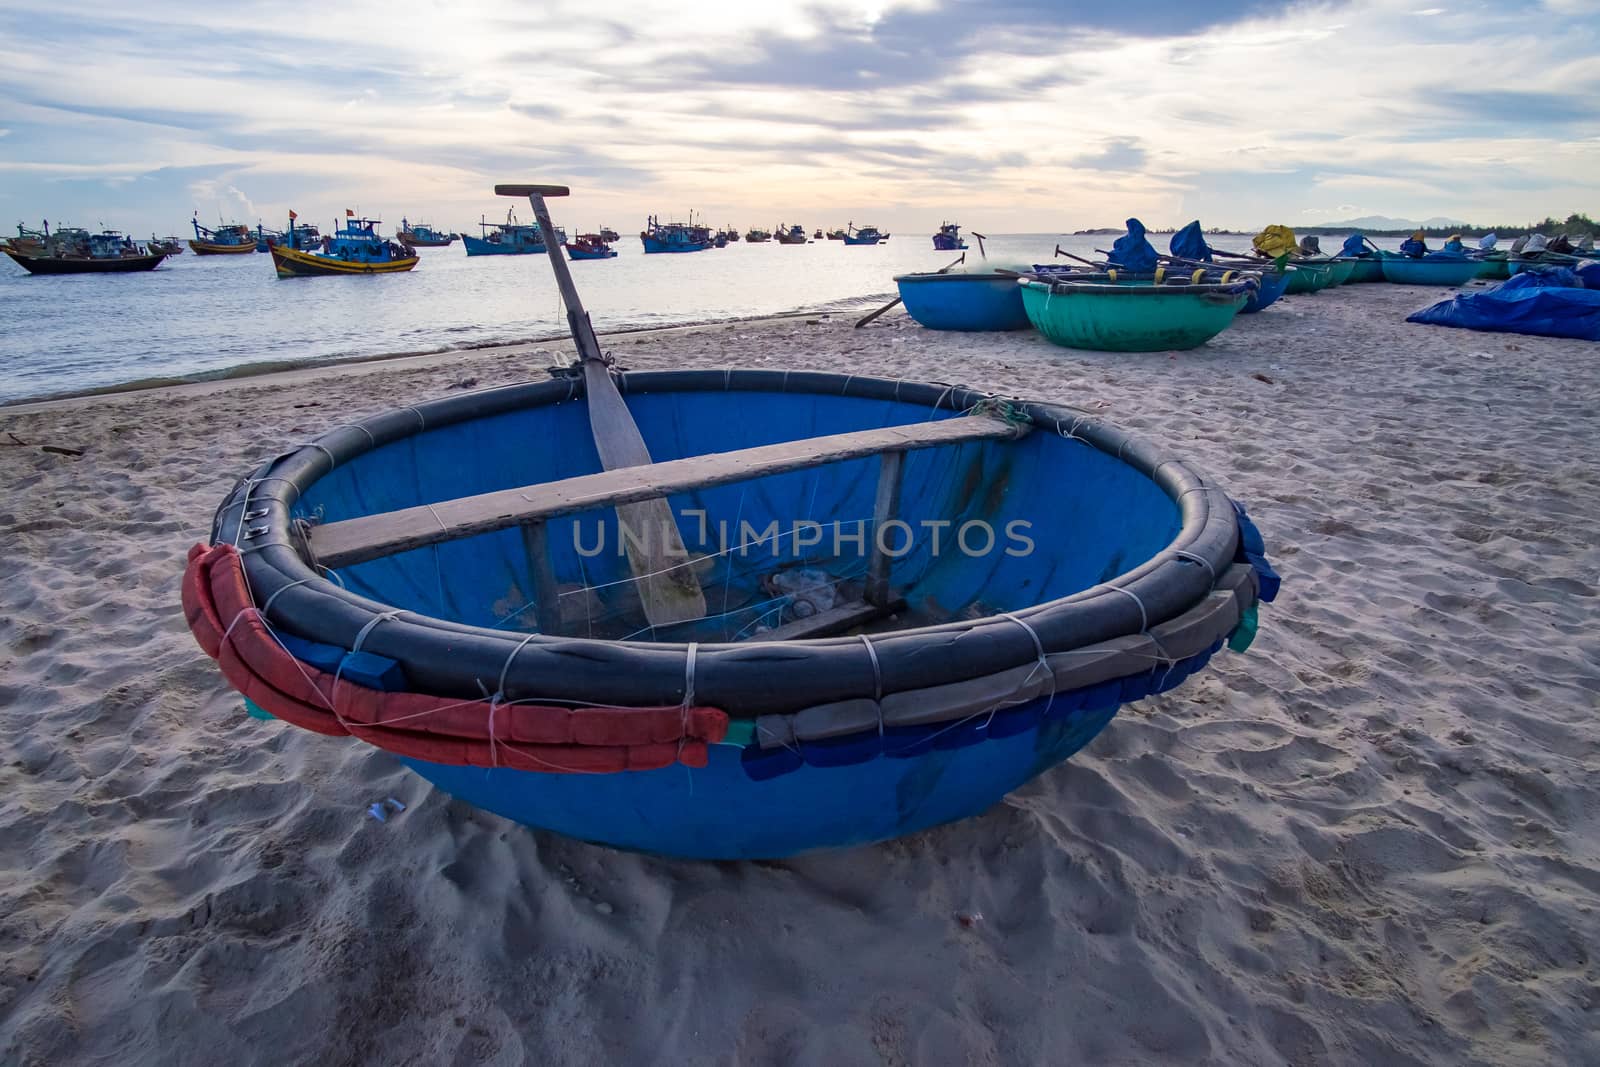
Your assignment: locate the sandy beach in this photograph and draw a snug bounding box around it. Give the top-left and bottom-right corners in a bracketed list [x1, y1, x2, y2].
[2, 283, 1597, 1065]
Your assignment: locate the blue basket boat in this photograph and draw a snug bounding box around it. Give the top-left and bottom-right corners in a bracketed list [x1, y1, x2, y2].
[185, 369, 1276, 859]
[1241, 267, 1289, 313]
[893, 271, 1031, 330]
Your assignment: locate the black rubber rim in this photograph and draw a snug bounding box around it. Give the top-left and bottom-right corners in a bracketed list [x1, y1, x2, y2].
[213, 369, 1241, 716]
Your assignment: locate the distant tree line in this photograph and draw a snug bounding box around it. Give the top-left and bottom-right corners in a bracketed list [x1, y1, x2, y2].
[1351, 213, 1596, 238]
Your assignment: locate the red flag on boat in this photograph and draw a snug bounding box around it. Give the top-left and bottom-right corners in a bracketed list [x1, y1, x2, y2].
[345, 209, 354, 217]
[289, 210, 298, 221]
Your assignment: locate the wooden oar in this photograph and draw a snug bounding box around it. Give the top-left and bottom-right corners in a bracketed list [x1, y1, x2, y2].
[970, 231, 988, 259]
[854, 252, 965, 328]
[496, 182, 707, 628]
[1053, 245, 1100, 268]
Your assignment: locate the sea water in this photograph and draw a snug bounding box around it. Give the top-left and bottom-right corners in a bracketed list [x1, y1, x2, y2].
[0, 231, 1405, 403]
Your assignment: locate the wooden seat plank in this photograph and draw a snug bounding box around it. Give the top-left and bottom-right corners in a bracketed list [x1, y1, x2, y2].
[306, 414, 1027, 569]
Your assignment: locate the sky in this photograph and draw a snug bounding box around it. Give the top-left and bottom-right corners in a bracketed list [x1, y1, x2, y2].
[0, 0, 1596, 237]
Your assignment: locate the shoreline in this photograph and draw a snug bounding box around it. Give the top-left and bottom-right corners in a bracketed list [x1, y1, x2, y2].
[0, 304, 877, 415]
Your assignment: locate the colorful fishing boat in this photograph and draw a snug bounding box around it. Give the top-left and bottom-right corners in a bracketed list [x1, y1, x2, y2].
[182, 180, 1278, 859]
[774, 224, 808, 244]
[567, 233, 617, 260]
[5, 222, 51, 256]
[189, 217, 257, 255]
[894, 270, 1029, 330]
[464, 210, 563, 255]
[266, 214, 324, 252]
[932, 222, 967, 251]
[4, 228, 167, 274]
[269, 216, 418, 278]
[1020, 269, 1254, 351]
[842, 223, 887, 246]
[641, 215, 711, 253]
[745, 227, 771, 243]
[254, 226, 281, 253]
[397, 218, 457, 247]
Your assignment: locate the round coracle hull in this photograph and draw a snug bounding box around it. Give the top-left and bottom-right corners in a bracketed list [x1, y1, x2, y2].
[185, 370, 1276, 858]
[1019, 278, 1248, 351]
[894, 273, 1031, 330]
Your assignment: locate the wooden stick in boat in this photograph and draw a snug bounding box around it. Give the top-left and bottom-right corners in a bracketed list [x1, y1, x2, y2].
[970, 231, 988, 260]
[1053, 245, 1100, 268]
[306, 415, 1029, 569]
[854, 252, 965, 328]
[496, 182, 708, 628]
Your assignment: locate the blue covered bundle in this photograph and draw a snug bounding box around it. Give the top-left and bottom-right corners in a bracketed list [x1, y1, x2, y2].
[1170, 221, 1213, 262]
[1110, 218, 1159, 272]
[1340, 233, 1370, 258]
[1407, 270, 1600, 340]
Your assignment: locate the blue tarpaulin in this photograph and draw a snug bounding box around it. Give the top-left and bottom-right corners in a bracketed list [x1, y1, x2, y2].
[1110, 218, 1158, 272]
[1408, 271, 1600, 340]
[1170, 221, 1213, 262]
[1340, 233, 1368, 257]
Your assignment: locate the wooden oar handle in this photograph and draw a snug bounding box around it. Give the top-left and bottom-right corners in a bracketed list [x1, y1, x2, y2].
[495, 184, 570, 198]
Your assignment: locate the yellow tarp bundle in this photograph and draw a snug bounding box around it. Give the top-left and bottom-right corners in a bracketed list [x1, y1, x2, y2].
[1253, 225, 1299, 259]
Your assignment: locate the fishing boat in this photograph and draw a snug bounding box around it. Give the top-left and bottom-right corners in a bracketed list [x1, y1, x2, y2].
[1020, 270, 1254, 351]
[255, 226, 281, 253]
[567, 233, 617, 260]
[5, 222, 51, 256]
[723, 228, 740, 243]
[826, 228, 847, 241]
[894, 269, 1029, 330]
[843, 223, 887, 246]
[147, 235, 186, 256]
[266, 215, 324, 252]
[269, 215, 418, 278]
[932, 222, 967, 251]
[464, 210, 562, 255]
[181, 180, 1278, 860]
[713, 231, 728, 249]
[641, 215, 711, 253]
[599, 226, 620, 243]
[774, 224, 808, 244]
[813, 228, 824, 239]
[745, 227, 771, 243]
[189, 217, 257, 255]
[397, 218, 457, 248]
[1379, 252, 1483, 287]
[4, 228, 167, 274]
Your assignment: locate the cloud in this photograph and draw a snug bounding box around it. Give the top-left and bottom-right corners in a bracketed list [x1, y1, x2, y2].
[1430, 89, 1599, 126]
[1070, 138, 1147, 172]
[0, 0, 1593, 234]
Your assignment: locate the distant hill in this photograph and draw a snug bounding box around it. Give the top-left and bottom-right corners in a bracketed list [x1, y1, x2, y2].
[1317, 215, 1468, 231]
